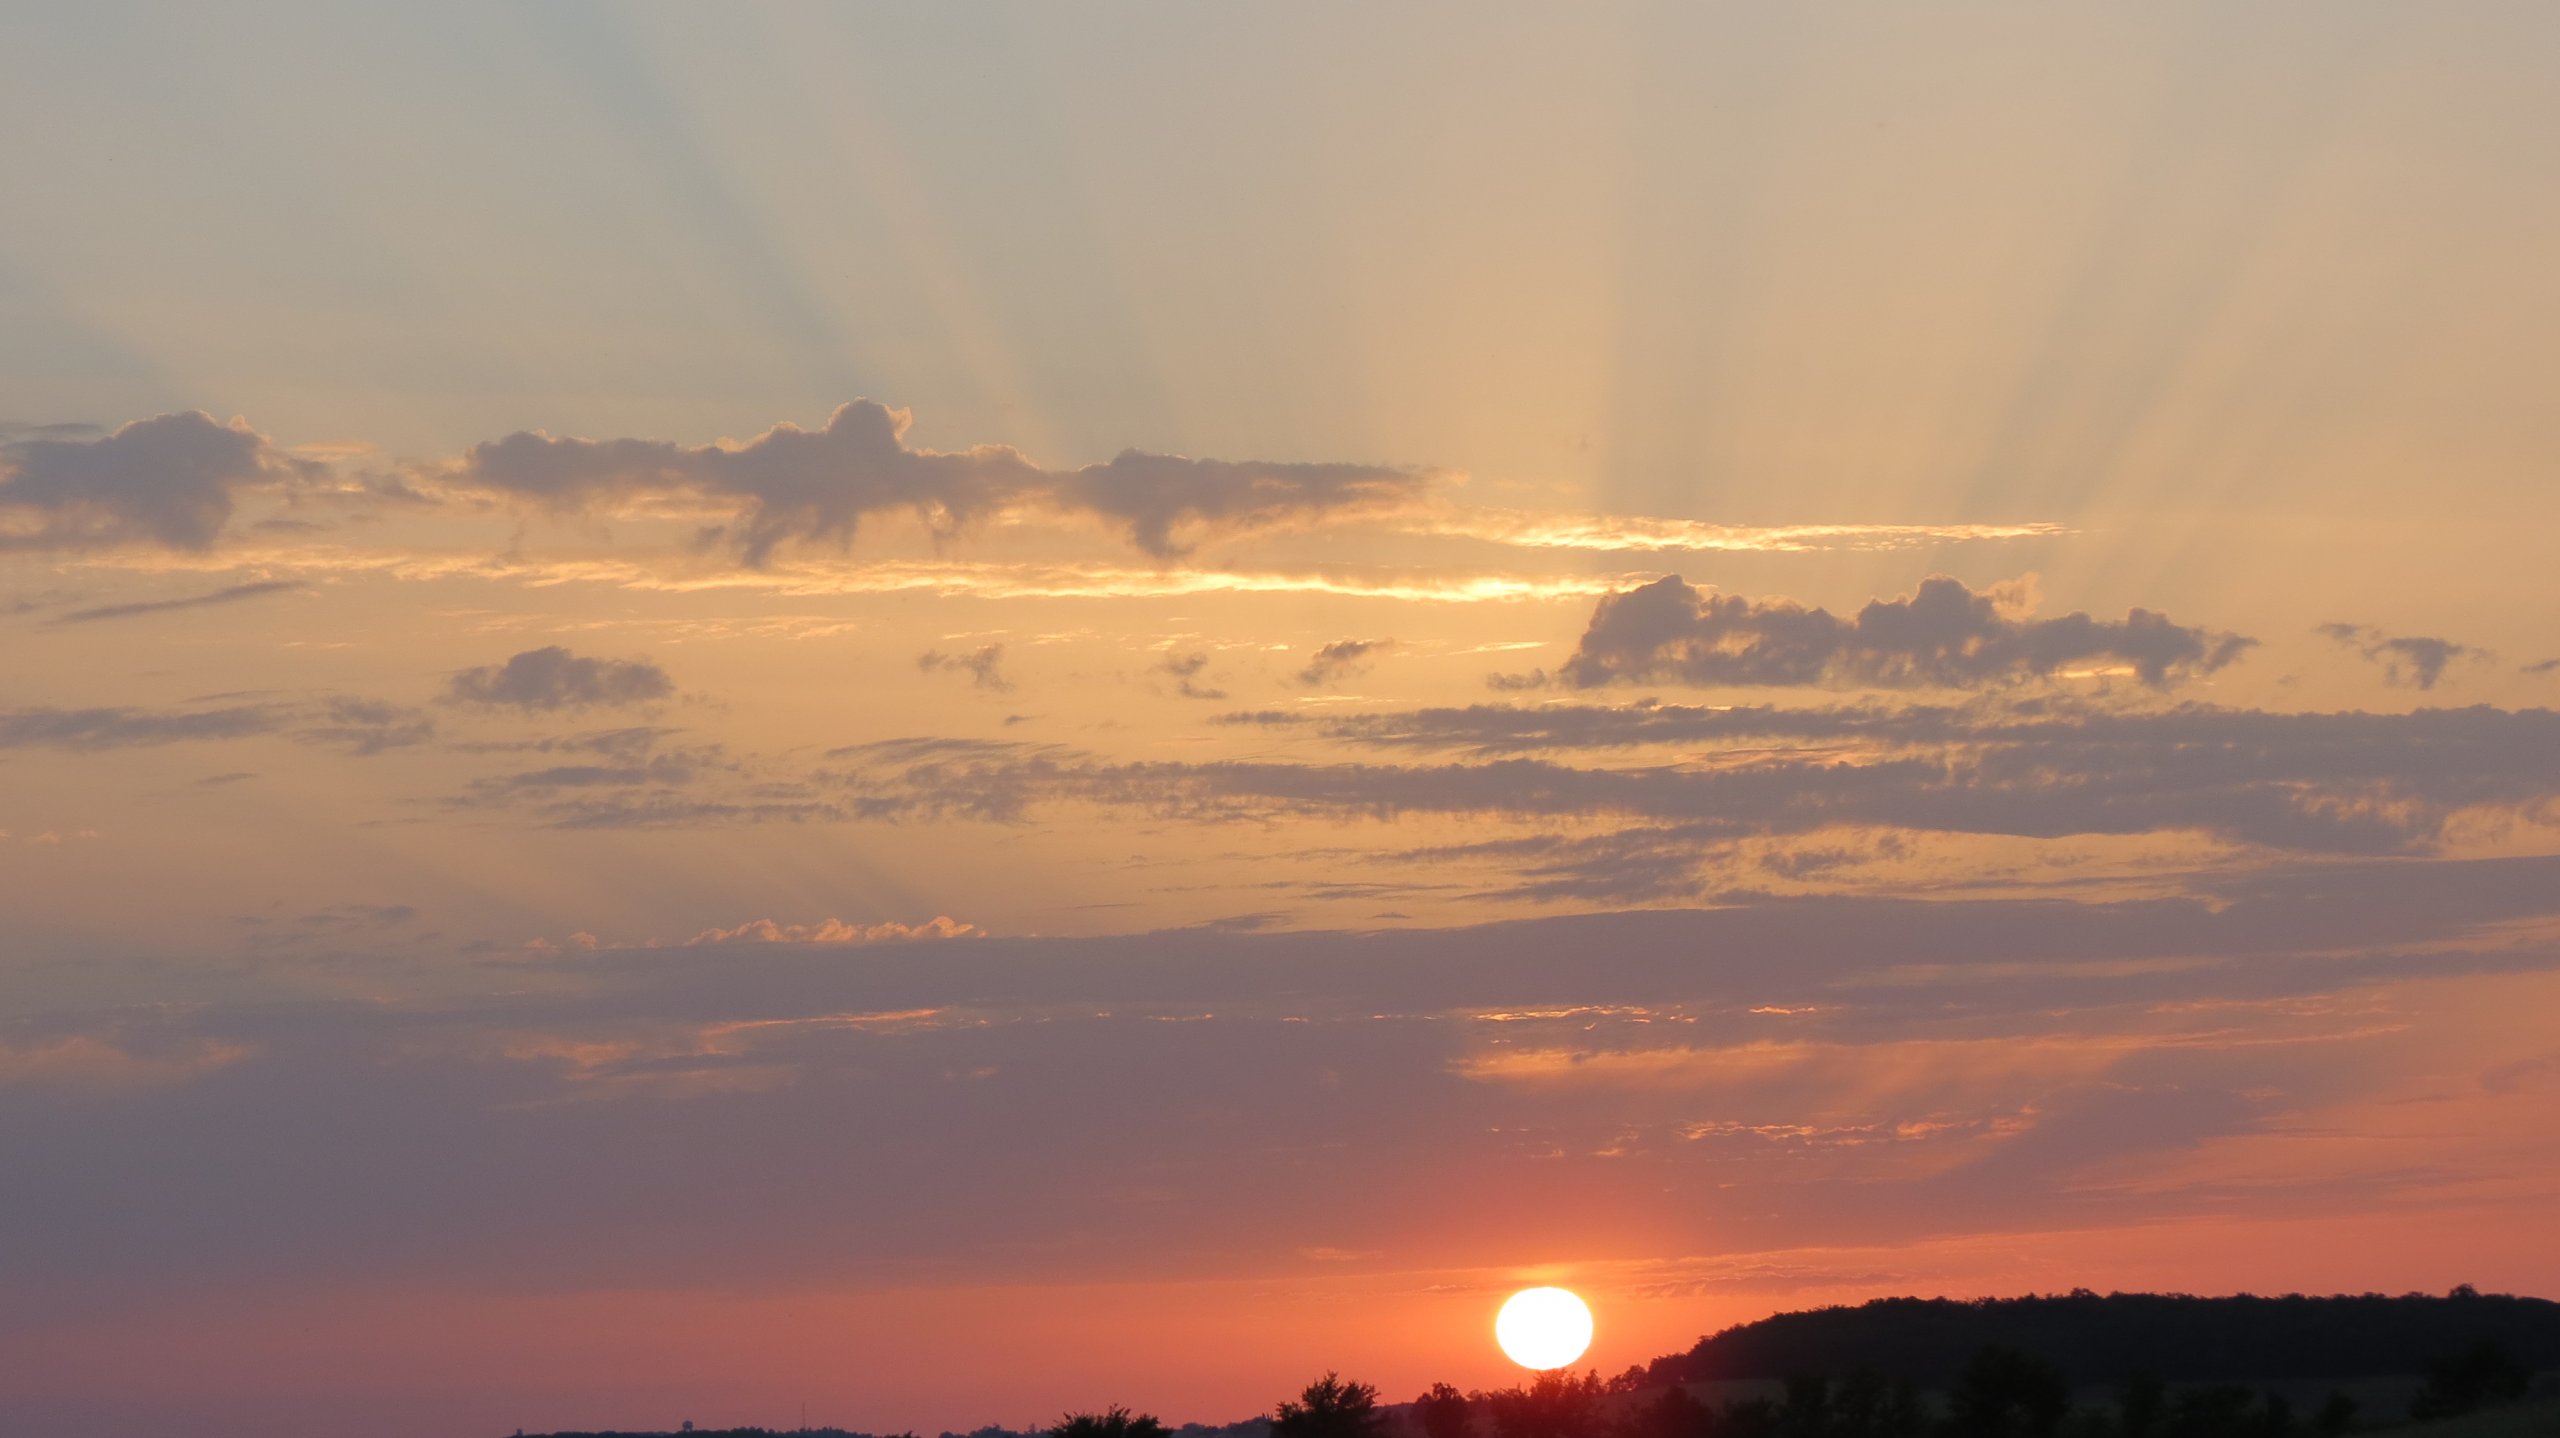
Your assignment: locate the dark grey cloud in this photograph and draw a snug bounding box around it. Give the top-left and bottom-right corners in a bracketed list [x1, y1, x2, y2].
[1156, 651, 1226, 700]
[445, 646, 676, 712]
[0, 412, 313, 552]
[2320, 623, 2486, 690]
[454, 399, 1431, 566]
[1295, 637, 1390, 688]
[52, 578, 302, 625]
[2526, 658, 2560, 676]
[1547, 575, 2253, 691]
[918, 643, 1012, 692]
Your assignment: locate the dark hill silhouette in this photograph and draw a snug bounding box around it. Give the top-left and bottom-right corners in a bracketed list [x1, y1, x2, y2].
[1642, 1288, 2560, 1387]
[515, 1288, 2560, 1438]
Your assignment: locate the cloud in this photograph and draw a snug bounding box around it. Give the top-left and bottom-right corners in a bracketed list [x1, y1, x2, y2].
[9, 859, 2560, 1314]
[824, 700, 2560, 859]
[0, 697, 432, 754]
[683, 915, 983, 946]
[1055, 448, 1430, 560]
[2320, 623, 2486, 690]
[1296, 638, 1391, 688]
[0, 411, 313, 552]
[0, 703, 285, 750]
[918, 643, 1012, 692]
[52, 578, 303, 624]
[2525, 658, 2560, 677]
[1156, 651, 1227, 701]
[1407, 509, 2071, 555]
[0, 1033, 251, 1090]
[449, 399, 1433, 566]
[446, 646, 676, 711]
[1209, 709, 1304, 727]
[1548, 575, 2254, 691]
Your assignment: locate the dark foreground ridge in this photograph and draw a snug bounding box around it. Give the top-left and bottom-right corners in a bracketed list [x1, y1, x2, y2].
[1648, 1288, 2560, 1386]
[516, 1287, 2560, 1438]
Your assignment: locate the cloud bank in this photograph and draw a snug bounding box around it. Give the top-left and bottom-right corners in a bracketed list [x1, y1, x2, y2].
[1542, 575, 2253, 691]
[453, 400, 1432, 565]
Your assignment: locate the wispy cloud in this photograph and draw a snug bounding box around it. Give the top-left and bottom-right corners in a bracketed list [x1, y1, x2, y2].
[1408, 508, 2070, 555]
[1296, 638, 1392, 688]
[2320, 623, 2487, 690]
[918, 643, 1012, 692]
[51, 578, 302, 624]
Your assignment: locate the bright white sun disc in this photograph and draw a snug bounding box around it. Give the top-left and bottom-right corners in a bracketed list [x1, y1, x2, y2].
[1495, 1286, 1593, 1370]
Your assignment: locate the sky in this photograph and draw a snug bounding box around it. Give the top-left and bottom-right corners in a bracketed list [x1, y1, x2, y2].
[5, 3, 2560, 1435]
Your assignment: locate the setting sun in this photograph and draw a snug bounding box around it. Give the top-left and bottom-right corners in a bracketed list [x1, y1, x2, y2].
[1495, 1287, 1595, 1371]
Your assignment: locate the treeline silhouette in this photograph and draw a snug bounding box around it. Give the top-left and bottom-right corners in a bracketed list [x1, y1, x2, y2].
[517, 1288, 2556, 1438]
[1642, 1288, 2560, 1388]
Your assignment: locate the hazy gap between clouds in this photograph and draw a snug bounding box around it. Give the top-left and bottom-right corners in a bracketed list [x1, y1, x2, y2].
[84, 544, 1653, 604]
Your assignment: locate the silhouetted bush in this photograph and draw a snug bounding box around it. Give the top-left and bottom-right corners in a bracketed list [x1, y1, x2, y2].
[1275, 1373, 1383, 1438]
[1052, 1407, 1170, 1438]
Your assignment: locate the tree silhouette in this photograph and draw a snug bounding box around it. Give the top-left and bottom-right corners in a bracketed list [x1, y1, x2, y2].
[1413, 1382, 1473, 1438]
[1048, 1406, 1168, 1438]
[1948, 1347, 2070, 1438]
[1273, 1373, 1383, 1438]
[2113, 1371, 2167, 1438]
[1624, 1382, 1716, 1438]
[2410, 1339, 2531, 1419]
[1480, 1369, 1607, 1438]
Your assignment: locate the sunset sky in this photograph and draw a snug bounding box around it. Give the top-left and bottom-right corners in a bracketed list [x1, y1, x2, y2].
[7, 5, 2560, 1436]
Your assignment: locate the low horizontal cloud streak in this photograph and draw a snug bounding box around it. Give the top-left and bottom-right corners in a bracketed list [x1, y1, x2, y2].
[819, 701, 2560, 857]
[52, 578, 302, 624]
[0, 697, 432, 754]
[1413, 509, 2071, 555]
